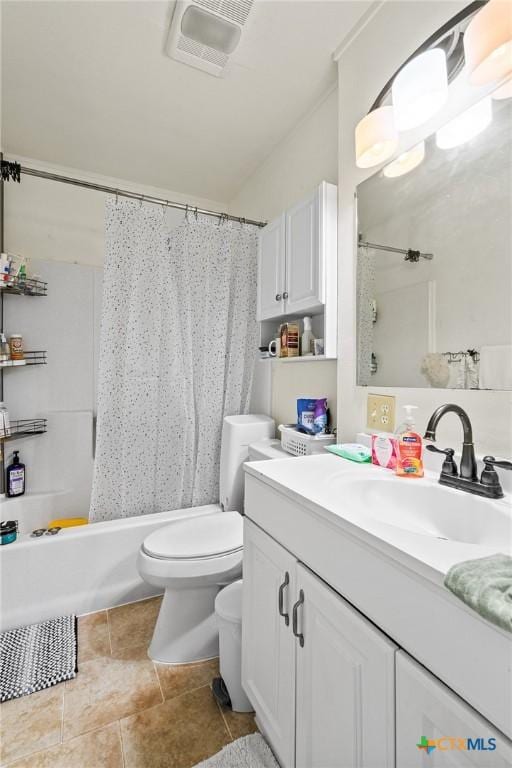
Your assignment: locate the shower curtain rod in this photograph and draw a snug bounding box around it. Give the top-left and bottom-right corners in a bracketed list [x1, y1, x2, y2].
[358, 237, 434, 262]
[15, 164, 267, 228]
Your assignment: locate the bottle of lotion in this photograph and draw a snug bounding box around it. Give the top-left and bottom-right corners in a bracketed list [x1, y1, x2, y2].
[301, 316, 315, 356]
[396, 405, 424, 478]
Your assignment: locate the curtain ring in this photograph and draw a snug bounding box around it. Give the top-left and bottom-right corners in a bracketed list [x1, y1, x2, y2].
[194, 206, 198, 221]
[185, 204, 189, 222]
[139, 196, 143, 209]
[115, 189, 119, 205]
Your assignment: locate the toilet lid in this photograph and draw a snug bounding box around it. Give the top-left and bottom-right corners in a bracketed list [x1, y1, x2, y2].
[143, 510, 243, 560]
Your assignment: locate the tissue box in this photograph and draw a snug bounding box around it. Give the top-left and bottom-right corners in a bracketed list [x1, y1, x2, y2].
[371, 434, 398, 470]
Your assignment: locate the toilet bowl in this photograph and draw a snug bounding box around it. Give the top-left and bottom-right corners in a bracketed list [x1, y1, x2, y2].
[137, 509, 243, 663]
[137, 414, 275, 664]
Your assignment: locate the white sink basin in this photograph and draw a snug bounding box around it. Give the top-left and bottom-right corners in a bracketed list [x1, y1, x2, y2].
[335, 475, 512, 550]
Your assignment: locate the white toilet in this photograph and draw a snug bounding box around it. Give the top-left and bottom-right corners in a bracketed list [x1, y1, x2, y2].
[137, 414, 276, 664]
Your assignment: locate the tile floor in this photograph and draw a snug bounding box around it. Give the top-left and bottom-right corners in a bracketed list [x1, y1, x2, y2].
[0, 597, 257, 767]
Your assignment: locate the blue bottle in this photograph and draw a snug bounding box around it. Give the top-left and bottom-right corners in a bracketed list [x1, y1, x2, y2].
[6, 450, 25, 497]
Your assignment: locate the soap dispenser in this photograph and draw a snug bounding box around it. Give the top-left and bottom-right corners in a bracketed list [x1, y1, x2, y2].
[396, 405, 424, 478]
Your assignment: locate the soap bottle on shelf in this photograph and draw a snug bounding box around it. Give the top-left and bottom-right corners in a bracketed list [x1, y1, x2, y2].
[301, 316, 315, 356]
[6, 450, 25, 497]
[396, 405, 424, 478]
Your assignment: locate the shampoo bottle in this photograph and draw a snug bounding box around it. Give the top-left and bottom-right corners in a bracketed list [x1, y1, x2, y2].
[396, 405, 424, 478]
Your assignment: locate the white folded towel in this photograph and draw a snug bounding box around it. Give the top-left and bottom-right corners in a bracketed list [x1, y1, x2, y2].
[479, 345, 512, 390]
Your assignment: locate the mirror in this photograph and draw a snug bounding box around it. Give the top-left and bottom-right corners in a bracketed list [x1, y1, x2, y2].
[356, 94, 512, 390]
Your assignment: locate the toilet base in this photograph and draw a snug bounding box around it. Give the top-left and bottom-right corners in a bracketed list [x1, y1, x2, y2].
[148, 584, 221, 664]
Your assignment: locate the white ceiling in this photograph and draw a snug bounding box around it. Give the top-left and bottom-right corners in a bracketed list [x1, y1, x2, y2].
[1, 1, 371, 202]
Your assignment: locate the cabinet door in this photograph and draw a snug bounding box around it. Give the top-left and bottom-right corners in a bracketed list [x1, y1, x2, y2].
[257, 213, 286, 320]
[285, 189, 322, 315]
[396, 652, 512, 767]
[242, 520, 296, 768]
[295, 564, 396, 768]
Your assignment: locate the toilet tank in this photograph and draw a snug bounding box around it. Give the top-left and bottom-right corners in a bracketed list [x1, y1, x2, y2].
[219, 415, 275, 512]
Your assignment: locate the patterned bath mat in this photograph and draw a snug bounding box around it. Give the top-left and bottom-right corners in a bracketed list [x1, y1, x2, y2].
[193, 734, 279, 768]
[0, 615, 77, 702]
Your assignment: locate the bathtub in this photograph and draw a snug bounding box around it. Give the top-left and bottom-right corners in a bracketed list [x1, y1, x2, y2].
[0, 503, 220, 631]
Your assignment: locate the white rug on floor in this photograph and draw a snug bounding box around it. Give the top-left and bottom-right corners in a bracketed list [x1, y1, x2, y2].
[194, 734, 279, 768]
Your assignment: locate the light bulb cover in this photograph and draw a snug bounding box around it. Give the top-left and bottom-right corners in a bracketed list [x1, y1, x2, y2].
[436, 97, 492, 149]
[464, 0, 512, 86]
[383, 141, 425, 178]
[355, 106, 398, 169]
[392, 48, 448, 131]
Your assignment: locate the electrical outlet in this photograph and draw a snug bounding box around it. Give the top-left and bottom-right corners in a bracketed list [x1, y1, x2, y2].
[366, 394, 396, 433]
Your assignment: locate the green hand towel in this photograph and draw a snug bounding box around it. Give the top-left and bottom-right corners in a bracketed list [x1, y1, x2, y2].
[444, 553, 512, 634]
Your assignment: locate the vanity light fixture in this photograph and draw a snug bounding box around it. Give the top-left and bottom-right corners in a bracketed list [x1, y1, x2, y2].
[355, 106, 398, 168]
[392, 49, 448, 131]
[383, 141, 426, 178]
[464, 0, 512, 86]
[492, 76, 512, 98]
[436, 96, 492, 149]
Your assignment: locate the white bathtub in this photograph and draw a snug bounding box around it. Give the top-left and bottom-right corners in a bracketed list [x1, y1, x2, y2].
[0, 504, 220, 631]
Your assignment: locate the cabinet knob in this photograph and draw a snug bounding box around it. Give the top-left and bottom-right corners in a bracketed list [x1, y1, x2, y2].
[278, 571, 290, 626]
[292, 589, 305, 647]
[283, 291, 288, 299]
[275, 293, 282, 301]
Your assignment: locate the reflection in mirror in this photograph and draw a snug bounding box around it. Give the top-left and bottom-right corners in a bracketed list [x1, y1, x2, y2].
[356, 93, 512, 390]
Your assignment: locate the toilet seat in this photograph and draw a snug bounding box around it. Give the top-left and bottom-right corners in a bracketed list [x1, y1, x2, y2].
[142, 510, 243, 561]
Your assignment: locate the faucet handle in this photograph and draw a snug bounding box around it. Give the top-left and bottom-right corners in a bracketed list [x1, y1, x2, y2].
[426, 445, 458, 476]
[483, 456, 512, 471]
[481, 456, 512, 495]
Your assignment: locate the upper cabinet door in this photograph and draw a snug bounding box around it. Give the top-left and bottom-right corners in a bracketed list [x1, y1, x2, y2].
[257, 213, 286, 321]
[242, 520, 297, 768]
[396, 652, 512, 768]
[295, 564, 397, 768]
[285, 189, 322, 315]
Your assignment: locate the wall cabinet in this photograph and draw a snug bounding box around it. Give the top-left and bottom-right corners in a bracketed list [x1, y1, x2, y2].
[396, 653, 512, 768]
[242, 519, 396, 768]
[257, 182, 337, 326]
[258, 214, 286, 321]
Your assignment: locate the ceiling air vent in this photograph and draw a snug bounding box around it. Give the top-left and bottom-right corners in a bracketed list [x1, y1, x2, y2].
[165, 0, 255, 77]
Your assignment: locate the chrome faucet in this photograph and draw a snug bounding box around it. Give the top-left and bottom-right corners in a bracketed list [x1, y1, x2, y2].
[423, 404, 511, 499]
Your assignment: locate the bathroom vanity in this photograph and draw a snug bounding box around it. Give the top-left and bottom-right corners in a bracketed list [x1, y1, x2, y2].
[242, 455, 512, 767]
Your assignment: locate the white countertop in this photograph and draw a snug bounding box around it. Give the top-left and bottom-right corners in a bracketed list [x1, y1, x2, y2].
[244, 454, 512, 584]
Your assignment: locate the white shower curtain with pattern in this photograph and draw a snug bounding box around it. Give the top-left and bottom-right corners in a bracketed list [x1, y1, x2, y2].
[90, 199, 259, 521]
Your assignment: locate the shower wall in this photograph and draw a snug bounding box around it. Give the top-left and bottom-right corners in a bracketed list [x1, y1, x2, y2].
[3, 259, 102, 526]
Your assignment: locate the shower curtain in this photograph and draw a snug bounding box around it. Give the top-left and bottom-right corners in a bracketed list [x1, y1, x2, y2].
[90, 199, 259, 521]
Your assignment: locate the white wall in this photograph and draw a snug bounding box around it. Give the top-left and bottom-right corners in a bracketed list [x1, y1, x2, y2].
[229, 87, 338, 223]
[229, 87, 339, 428]
[337, 1, 512, 456]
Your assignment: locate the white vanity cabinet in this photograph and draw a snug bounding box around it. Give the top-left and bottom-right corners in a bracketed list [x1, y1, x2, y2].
[242, 519, 296, 767]
[396, 653, 512, 768]
[294, 564, 396, 768]
[256, 182, 337, 322]
[242, 519, 397, 768]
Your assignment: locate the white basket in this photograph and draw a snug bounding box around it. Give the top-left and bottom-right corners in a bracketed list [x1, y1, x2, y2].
[278, 424, 335, 457]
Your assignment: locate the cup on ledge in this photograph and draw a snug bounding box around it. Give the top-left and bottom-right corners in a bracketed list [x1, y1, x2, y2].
[268, 338, 281, 357]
